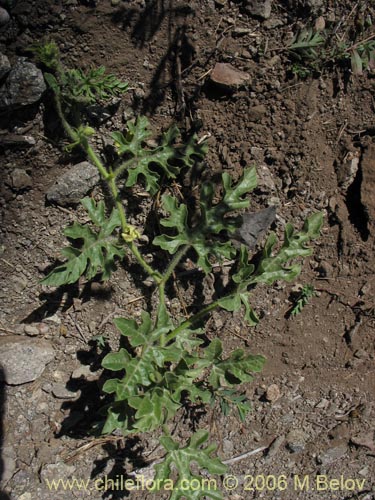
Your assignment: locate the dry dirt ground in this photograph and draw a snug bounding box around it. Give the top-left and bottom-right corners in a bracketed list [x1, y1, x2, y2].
[0, 0, 375, 499]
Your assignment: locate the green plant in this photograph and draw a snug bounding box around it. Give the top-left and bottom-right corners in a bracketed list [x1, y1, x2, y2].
[288, 284, 317, 317]
[30, 40, 128, 126]
[287, 23, 375, 77]
[39, 43, 323, 498]
[288, 28, 325, 61]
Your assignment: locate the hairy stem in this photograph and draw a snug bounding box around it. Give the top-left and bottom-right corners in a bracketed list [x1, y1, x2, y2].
[54, 94, 110, 181]
[129, 241, 162, 283]
[54, 91, 162, 284]
[160, 245, 190, 286]
[165, 301, 219, 344]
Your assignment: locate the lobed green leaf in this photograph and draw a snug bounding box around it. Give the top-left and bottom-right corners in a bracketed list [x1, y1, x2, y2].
[112, 118, 207, 195]
[154, 430, 227, 500]
[41, 198, 124, 286]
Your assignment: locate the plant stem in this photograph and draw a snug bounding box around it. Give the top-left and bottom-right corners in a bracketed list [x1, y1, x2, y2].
[160, 245, 190, 286]
[165, 301, 219, 343]
[54, 94, 110, 181]
[129, 241, 162, 283]
[54, 91, 162, 284]
[114, 157, 138, 179]
[108, 175, 128, 230]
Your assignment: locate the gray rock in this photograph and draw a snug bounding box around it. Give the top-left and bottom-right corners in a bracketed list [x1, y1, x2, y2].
[0, 52, 11, 79]
[23, 324, 40, 336]
[286, 429, 308, 452]
[257, 163, 277, 192]
[0, 336, 54, 385]
[266, 435, 285, 459]
[71, 365, 99, 381]
[0, 58, 46, 110]
[51, 382, 79, 399]
[0, 133, 36, 148]
[233, 206, 276, 249]
[2, 446, 16, 482]
[0, 6, 10, 26]
[46, 161, 100, 206]
[210, 63, 251, 90]
[265, 383, 281, 402]
[10, 168, 32, 190]
[318, 445, 347, 465]
[40, 463, 76, 486]
[244, 0, 272, 19]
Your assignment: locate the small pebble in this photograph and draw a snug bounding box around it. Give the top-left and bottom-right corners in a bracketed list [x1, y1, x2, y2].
[286, 429, 308, 453]
[51, 383, 79, 400]
[318, 445, 347, 465]
[265, 384, 281, 402]
[24, 325, 40, 337]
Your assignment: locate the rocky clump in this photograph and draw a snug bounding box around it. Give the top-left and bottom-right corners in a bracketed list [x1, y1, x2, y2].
[46, 161, 100, 206]
[0, 58, 46, 110]
[210, 62, 251, 90]
[0, 336, 54, 385]
[243, 0, 272, 19]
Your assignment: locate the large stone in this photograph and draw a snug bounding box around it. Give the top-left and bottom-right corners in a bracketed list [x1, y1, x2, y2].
[0, 58, 46, 110]
[210, 63, 251, 90]
[0, 336, 54, 385]
[244, 0, 272, 19]
[46, 161, 100, 206]
[10, 168, 32, 190]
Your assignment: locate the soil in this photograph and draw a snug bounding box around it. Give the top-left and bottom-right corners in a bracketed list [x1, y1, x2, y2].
[0, 1, 375, 499]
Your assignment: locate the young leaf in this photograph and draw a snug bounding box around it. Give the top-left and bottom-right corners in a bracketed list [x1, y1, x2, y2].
[63, 66, 128, 103]
[41, 198, 124, 286]
[217, 389, 252, 422]
[154, 168, 257, 272]
[154, 430, 227, 500]
[351, 49, 363, 75]
[112, 118, 207, 195]
[206, 339, 265, 389]
[288, 284, 317, 316]
[102, 309, 188, 433]
[252, 212, 323, 285]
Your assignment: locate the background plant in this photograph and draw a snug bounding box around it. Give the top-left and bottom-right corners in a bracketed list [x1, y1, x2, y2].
[37, 43, 323, 499]
[287, 18, 375, 77]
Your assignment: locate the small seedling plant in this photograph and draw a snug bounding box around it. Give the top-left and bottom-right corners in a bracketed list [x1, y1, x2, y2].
[288, 284, 317, 317]
[36, 43, 323, 499]
[287, 18, 375, 77]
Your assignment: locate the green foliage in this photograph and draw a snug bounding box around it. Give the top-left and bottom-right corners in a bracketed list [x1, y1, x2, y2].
[153, 430, 227, 500]
[41, 198, 124, 286]
[40, 48, 324, 500]
[28, 40, 61, 71]
[350, 41, 375, 75]
[218, 212, 323, 324]
[287, 23, 375, 77]
[32, 42, 128, 106]
[62, 66, 128, 104]
[112, 116, 207, 195]
[101, 308, 265, 434]
[289, 284, 317, 316]
[153, 167, 257, 272]
[288, 28, 325, 60]
[91, 334, 109, 350]
[216, 389, 251, 422]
